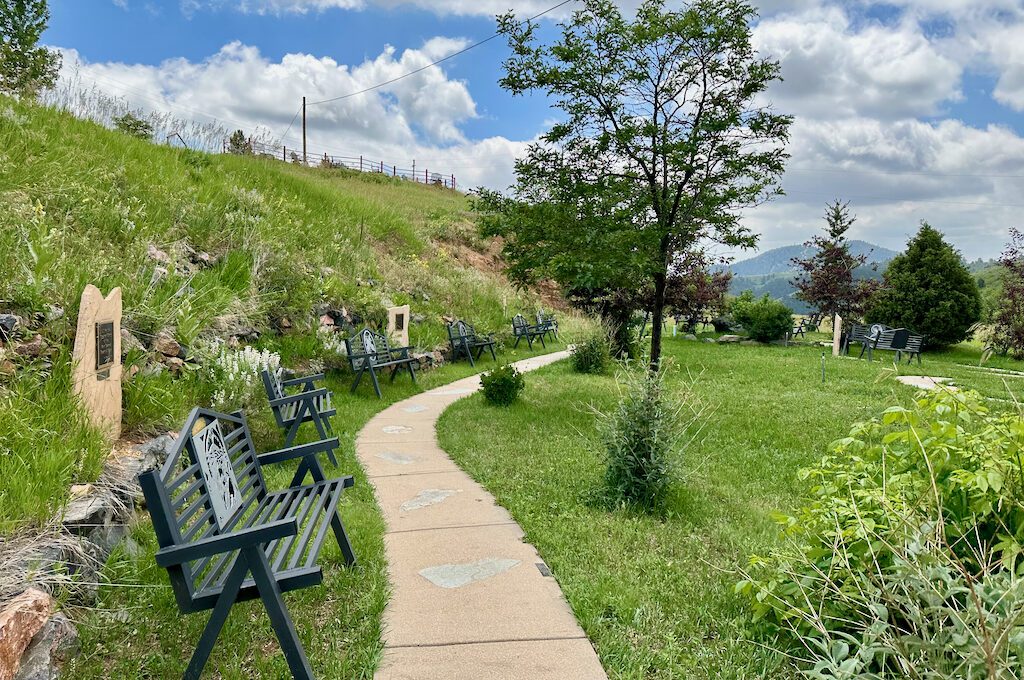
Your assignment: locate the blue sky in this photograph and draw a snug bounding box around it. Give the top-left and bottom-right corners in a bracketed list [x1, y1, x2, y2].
[42, 1, 1024, 259]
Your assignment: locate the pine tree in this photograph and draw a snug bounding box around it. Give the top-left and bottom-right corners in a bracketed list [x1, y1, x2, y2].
[0, 0, 61, 97]
[867, 223, 981, 346]
[790, 201, 877, 321]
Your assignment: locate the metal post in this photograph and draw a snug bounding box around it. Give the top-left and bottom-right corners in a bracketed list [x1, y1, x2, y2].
[301, 96, 307, 166]
[283, 146, 286, 162]
[821, 352, 826, 383]
[359, 155, 363, 172]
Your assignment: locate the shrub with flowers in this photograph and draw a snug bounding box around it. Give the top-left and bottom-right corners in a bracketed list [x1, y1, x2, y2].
[207, 342, 281, 412]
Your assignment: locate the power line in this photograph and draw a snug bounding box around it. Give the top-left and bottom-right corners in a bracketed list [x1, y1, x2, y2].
[786, 166, 1024, 180]
[306, 0, 577, 106]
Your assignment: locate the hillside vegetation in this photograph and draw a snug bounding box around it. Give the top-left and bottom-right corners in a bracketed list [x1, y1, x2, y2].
[0, 95, 551, 531]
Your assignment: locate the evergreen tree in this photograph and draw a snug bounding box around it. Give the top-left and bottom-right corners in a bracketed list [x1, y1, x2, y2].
[790, 201, 877, 321]
[227, 129, 252, 155]
[0, 0, 61, 97]
[867, 223, 981, 346]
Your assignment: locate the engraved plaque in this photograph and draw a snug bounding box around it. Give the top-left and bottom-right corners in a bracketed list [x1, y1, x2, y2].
[396, 313, 405, 331]
[95, 321, 115, 371]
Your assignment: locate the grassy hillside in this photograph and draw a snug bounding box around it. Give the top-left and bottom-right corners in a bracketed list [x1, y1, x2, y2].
[0, 95, 554, 532]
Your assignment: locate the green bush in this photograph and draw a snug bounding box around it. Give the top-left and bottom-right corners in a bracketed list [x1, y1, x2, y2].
[598, 367, 695, 510]
[867, 222, 982, 346]
[571, 328, 612, 374]
[480, 363, 525, 406]
[739, 390, 1024, 678]
[730, 291, 793, 342]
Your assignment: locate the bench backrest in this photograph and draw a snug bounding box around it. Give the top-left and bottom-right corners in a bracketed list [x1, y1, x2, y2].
[261, 368, 285, 401]
[905, 334, 924, 352]
[346, 328, 390, 370]
[138, 408, 267, 610]
[512, 314, 530, 335]
[849, 324, 889, 343]
[874, 328, 910, 351]
[447, 320, 475, 342]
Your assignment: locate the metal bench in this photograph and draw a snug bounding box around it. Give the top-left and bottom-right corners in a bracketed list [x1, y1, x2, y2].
[447, 320, 497, 367]
[137, 408, 356, 680]
[535, 310, 559, 340]
[344, 328, 417, 399]
[902, 333, 924, 365]
[261, 369, 337, 466]
[843, 323, 885, 357]
[792, 318, 808, 339]
[512, 314, 547, 349]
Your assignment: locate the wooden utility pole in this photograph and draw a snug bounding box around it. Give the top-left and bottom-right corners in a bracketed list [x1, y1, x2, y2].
[302, 96, 307, 166]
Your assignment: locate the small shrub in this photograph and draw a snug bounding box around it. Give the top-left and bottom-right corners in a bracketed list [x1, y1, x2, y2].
[572, 328, 612, 374]
[740, 390, 1024, 678]
[598, 366, 703, 510]
[112, 112, 154, 141]
[480, 363, 525, 406]
[205, 342, 281, 412]
[730, 291, 792, 342]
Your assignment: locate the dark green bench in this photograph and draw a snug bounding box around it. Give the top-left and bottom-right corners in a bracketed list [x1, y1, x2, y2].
[447, 320, 496, 367]
[535, 310, 559, 340]
[512, 314, 547, 349]
[344, 328, 417, 399]
[138, 407, 356, 680]
[261, 369, 336, 465]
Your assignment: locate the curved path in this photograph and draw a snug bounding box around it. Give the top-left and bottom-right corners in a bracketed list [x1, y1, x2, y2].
[355, 351, 607, 680]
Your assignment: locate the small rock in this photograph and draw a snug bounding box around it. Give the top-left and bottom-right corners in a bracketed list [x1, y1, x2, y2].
[411, 313, 426, 324]
[739, 340, 765, 347]
[152, 332, 181, 358]
[43, 305, 64, 323]
[149, 266, 168, 286]
[146, 245, 171, 264]
[68, 484, 94, 499]
[0, 359, 15, 376]
[682, 334, 698, 341]
[0, 313, 19, 341]
[14, 335, 47, 358]
[164, 356, 186, 374]
[278, 316, 293, 330]
[120, 329, 145, 357]
[319, 314, 335, 328]
[701, 338, 715, 344]
[717, 334, 742, 344]
[0, 589, 54, 679]
[13, 612, 78, 680]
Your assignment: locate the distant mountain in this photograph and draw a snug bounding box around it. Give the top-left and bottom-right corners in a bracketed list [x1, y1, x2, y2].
[725, 241, 900, 314]
[727, 240, 899, 278]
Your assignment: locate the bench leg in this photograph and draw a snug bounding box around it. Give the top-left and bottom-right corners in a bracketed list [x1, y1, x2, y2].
[487, 343, 497, 361]
[184, 557, 249, 680]
[539, 333, 546, 349]
[330, 512, 357, 567]
[389, 365, 400, 383]
[283, 402, 307, 449]
[465, 342, 475, 367]
[407, 361, 417, 383]
[310, 413, 338, 467]
[368, 367, 382, 399]
[244, 547, 315, 680]
[350, 368, 365, 394]
[513, 335, 522, 349]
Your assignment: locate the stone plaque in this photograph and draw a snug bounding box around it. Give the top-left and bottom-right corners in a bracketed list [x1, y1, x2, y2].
[387, 304, 411, 348]
[72, 285, 123, 441]
[832, 313, 843, 357]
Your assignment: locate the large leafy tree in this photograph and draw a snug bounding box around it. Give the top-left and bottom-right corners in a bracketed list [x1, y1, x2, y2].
[0, 0, 61, 97]
[496, 0, 791, 370]
[992, 228, 1024, 358]
[790, 201, 878, 321]
[867, 223, 981, 347]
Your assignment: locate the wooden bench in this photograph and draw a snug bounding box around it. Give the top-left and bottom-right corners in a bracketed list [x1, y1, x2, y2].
[261, 369, 336, 463]
[862, 327, 910, 362]
[344, 328, 417, 399]
[447, 320, 497, 367]
[512, 314, 547, 349]
[792, 319, 808, 339]
[535, 311, 559, 340]
[137, 407, 356, 680]
[843, 323, 884, 357]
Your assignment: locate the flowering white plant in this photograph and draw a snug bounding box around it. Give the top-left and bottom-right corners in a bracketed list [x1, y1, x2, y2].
[208, 341, 281, 412]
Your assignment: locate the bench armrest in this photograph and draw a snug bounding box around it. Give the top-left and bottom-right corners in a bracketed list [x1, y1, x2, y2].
[258, 437, 340, 466]
[155, 519, 297, 567]
[282, 373, 325, 387]
[268, 387, 330, 408]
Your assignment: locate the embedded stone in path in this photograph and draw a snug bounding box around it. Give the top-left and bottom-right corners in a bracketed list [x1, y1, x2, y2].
[419, 558, 521, 589]
[382, 425, 414, 434]
[377, 451, 417, 465]
[402, 405, 428, 414]
[895, 376, 954, 390]
[400, 489, 459, 512]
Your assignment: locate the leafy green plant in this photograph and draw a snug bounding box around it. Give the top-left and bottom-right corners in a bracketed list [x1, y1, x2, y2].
[730, 291, 793, 342]
[113, 111, 154, 140]
[739, 389, 1024, 678]
[598, 366, 703, 510]
[480, 363, 525, 406]
[572, 328, 612, 374]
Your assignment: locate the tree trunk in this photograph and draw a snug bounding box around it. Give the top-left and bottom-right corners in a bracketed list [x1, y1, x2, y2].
[649, 236, 671, 372]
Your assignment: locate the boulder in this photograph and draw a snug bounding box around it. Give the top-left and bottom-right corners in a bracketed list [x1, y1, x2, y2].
[163, 357, 185, 375]
[152, 332, 181, 358]
[13, 613, 78, 680]
[0, 589, 53, 680]
[0, 358, 15, 377]
[119, 329, 145, 357]
[146, 245, 170, 264]
[682, 334, 698, 341]
[411, 313, 426, 325]
[13, 336, 46, 359]
[716, 335, 742, 344]
[701, 338, 716, 344]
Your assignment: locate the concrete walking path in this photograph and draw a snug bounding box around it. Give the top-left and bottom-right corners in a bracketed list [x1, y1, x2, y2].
[355, 351, 607, 680]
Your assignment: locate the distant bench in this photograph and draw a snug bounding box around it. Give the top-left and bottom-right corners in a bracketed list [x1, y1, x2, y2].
[447, 320, 497, 367]
[344, 328, 417, 399]
[138, 407, 356, 680]
[845, 323, 924, 364]
[512, 313, 547, 349]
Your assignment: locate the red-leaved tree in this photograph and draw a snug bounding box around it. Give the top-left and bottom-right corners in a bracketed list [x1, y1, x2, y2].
[791, 201, 878, 321]
[664, 250, 732, 333]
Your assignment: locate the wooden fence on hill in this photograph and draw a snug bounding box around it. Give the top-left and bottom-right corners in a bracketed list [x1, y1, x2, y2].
[231, 139, 458, 191]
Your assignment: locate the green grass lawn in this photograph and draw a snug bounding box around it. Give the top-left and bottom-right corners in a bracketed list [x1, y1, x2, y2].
[435, 336, 1022, 679]
[65, 339, 567, 679]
